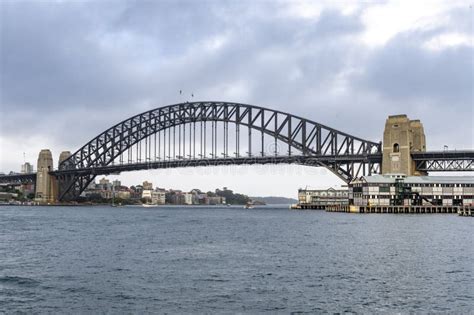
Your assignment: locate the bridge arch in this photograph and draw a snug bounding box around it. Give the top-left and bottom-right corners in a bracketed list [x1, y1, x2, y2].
[56, 102, 381, 200]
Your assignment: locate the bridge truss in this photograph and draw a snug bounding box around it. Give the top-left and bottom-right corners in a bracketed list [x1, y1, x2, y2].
[412, 151, 474, 172]
[55, 102, 381, 201]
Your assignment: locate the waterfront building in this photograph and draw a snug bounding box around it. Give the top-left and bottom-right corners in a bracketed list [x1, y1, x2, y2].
[100, 190, 113, 199]
[166, 190, 182, 204]
[194, 193, 209, 205]
[129, 185, 143, 200]
[113, 180, 121, 188]
[83, 188, 112, 199]
[349, 174, 474, 207]
[142, 189, 153, 200]
[183, 192, 193, 205]
[143, 189, 166, 204]
[116, 190, 131, 200]
[153, 189, 166, 205]
[0, 192, 18, 201]
[297, 188, 349, 206]
[208, 196, 226, 205]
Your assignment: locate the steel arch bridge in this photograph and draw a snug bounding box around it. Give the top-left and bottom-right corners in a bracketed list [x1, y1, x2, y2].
[54, 101, 382, 201]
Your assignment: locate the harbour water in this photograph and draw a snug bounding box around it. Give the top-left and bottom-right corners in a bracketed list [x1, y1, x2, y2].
[1, 205, 473, 313]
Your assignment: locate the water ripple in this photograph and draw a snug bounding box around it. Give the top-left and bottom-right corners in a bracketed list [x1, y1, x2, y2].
[0, 205, 472, 313]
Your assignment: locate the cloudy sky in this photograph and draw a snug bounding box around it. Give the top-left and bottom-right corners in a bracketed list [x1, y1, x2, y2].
[1, 0, 472, 197]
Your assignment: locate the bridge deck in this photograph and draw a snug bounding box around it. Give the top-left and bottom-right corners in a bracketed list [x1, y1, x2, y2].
[411, 150, 473, 172]
[0, 173, 36, 185]
[1, 151, 472, 185]
[51, 154, 382, 176]
[411, 150, 474, 159]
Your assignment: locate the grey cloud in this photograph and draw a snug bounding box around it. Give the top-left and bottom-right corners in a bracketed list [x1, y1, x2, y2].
[1, 2, 152, 111]
[0, 0, 472, 170]
[445, 6, 474, 34]
[358, 31, 473, 105]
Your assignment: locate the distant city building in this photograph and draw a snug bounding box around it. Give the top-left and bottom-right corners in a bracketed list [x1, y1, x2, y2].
[129, 185, 143, 199]
[100, 190, 113, 199]
[167, 190, 182, 204]
[142, 189, 165, 204]
[142, 189, 153, 200]
[0, 192, 18, 201]
[298, 188, 349, 206]
[208, 196, 226, 205]
[349, 174, 474, 207]
[153, 190, 166, 205]
[183, 192, 193, 205]
[143, 181, 153, 190]
[98, 177, 112, 191]
[21, 162, 33, 174]
[116, 190, 131, 200]
[60, 179, 239, 206]
[193, 193, 209, 205]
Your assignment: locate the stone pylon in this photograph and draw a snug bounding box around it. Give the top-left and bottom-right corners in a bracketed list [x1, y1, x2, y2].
[382, 115, 427, 176]
[35, 149, 54, 203]
[59, 151, 71, 167]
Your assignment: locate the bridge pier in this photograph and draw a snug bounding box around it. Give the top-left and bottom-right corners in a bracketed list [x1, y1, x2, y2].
[34, 150, 74, 204]
[35, 149, 55, 203]
[382, 115, 426, 176]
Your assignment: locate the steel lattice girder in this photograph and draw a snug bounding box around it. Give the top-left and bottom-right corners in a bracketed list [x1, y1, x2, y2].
[414, 159, 473, 171]
[412, 150, 474, 171]
[56, 102, 382, 200]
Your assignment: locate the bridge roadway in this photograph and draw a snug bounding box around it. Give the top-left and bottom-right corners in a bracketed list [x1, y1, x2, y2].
[0, 173, 36, 185]
[411, 150, 474, 172]
[1, 150, 472, 185]
[50, 154, 382, 177]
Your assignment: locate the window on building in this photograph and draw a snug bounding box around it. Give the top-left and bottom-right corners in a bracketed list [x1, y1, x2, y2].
[393, 143, 399, 153]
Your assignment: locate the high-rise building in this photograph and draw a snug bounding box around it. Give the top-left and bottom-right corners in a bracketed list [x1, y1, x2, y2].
[21, 162, 33, 174]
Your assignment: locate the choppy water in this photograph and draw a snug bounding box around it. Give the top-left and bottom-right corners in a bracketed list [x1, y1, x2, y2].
[0, 205, 473, 313]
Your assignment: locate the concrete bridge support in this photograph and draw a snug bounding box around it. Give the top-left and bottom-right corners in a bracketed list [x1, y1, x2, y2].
[35, 149, 55, 203]
[34, 150, 73, 203]
[59, 151, 71, 166]
[382, 115, 427, 176]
